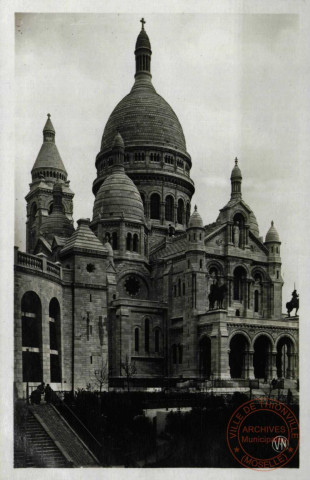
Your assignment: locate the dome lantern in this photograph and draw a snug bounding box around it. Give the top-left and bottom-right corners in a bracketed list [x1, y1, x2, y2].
[135, 18, 152, 79]
[231, 157, 242, 199]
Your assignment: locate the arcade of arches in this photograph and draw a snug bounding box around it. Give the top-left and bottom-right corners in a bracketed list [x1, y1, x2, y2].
[198, 333, 297, 380]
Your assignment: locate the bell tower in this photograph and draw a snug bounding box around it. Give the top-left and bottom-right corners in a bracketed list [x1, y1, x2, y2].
[25, 114, 74, 253]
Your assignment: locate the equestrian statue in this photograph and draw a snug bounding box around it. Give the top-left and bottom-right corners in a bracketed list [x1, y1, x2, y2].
[286, 289, 299, 317]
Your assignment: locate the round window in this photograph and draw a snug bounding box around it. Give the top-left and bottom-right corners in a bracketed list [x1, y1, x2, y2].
[124, 276, 141, 296]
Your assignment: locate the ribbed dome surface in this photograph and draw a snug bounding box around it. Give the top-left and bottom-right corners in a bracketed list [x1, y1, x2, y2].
[93, 170, 144, 222]
[40, 211, 74, 240]
[188, 207, 203, 228]
[248, 212, 259, 237]
[265, 221, 280, 243]
[100, 81, 187, 155]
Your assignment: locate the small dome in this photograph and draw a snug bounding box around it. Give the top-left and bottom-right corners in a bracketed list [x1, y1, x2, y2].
[231, 157, 242, 180]
[93, 170, 144, 223]
[265, 221, 280, 243]
[188, 205, 203, 228]
[135, 29, 151, 51]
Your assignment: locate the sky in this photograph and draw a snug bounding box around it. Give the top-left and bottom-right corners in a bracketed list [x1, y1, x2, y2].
[14, 12, 306, 309]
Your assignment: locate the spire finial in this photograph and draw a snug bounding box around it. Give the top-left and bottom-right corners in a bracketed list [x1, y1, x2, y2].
[47, 113, 51, 119]
[194, 205, 197, 212]
[140, 18, 146, 30]
[271, 220, 274, 226]
[235, 157, 238, 166]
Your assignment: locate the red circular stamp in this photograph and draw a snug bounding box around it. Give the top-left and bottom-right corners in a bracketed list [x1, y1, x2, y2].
[227, 398, 299, 470]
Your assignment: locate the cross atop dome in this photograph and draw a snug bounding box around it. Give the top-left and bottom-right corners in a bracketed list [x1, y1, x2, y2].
[140, 18, 146, 30]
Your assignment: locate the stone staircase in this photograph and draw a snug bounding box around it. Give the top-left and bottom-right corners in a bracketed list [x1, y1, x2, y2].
[15, 411, 69, 467]
[15, 404, 100, 468]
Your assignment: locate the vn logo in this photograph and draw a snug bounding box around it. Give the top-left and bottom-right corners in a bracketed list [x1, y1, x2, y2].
[272, 436, 288, 452]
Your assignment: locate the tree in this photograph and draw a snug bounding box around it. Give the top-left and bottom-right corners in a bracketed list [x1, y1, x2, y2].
[121, 355, 137, 392]
[93, 358, 109, 392]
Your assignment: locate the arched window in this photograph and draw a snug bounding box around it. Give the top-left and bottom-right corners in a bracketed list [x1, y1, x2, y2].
[49, 298, 62, 382]
[165, 195, 174, 222]
[126, 233, 132, 251]
[177, 199, 184, 224]
[134, 328, 139, 352]
[186, 203, 190, 226]
[30, 203, 37, 223]
[112, 232, 118, 250]
[254, 290, 259, 313]
[155, 328, 160, 353]
[145, 318, 150, 352]
[150, 193, 160, 220]
[233, 266, 246, 301]
[133, 234, 139, 252]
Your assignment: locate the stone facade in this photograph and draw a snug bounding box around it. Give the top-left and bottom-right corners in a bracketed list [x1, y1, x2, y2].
[14, 22, 299, 398]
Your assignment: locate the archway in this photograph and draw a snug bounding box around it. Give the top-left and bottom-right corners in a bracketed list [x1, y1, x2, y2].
[253, 335, 272, 379]
[276, 336, 295, 379]
[21, 291, 42, 382]
[199, 337, 211, 379]
[229, 334, 249, 378]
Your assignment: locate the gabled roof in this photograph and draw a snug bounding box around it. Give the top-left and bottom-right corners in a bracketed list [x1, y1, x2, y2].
[33, 236, 52, 255]
[150, 234, 187, 261]
[60, 219, 108, 257]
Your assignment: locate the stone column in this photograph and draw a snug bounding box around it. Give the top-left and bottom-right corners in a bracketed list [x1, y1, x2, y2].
[140, 226, 145, 256]
[287, 353, 294, 379]
[160, 202, 165, 225]
[145, 200, 150, 220]
[248, 350, 255, 379]
[270, 350, 277, 379]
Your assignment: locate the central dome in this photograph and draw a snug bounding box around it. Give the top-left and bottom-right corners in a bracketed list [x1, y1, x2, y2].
[100, 82, 187, 155]
[99, 23, 187, 156]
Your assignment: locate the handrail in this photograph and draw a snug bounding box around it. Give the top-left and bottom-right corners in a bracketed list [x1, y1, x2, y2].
[51, 391, 102, 447]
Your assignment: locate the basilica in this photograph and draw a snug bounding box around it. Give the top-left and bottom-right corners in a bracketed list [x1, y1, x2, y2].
[14, 21, 299, 397]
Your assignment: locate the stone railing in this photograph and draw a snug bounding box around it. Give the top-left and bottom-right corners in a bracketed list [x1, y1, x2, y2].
[17, 251, 43, 270]
[15, 247, 62, 279]
[47, 261, 61, 277]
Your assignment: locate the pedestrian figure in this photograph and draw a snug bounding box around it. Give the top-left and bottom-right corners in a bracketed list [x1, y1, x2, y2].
[30, 388, 41, 405]
[44, 384, 52, 403]
[37, 382, 45, 395]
